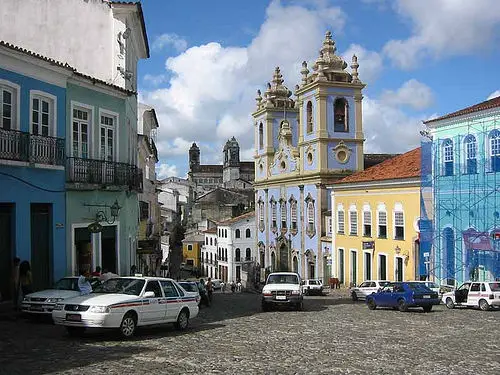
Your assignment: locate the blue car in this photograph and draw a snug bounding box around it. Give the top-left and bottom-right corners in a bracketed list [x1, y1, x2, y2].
[366, 282, 440, 312]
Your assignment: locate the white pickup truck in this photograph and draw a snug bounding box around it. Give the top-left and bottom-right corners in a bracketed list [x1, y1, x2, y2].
[261, 272, 303, 311]
[442, 281, 500, 311]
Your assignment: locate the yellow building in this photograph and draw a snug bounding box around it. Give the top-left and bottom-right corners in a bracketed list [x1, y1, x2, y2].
[182, 235, 204, 270]
[330, 148, 421, 286]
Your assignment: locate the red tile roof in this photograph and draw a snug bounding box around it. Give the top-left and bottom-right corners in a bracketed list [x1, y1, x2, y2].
[335, 147, 421, 184]
[218, 211, 255, 226]
[203, 227, 217, 234]
[424, 96, 500, 124]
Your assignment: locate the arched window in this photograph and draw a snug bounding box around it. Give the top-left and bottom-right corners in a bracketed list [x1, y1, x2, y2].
[245, 248, 251, 261]
[464, 134, 477, 174]
[290, 198, 298, 231]
[349, 204, 357, 236]
[280, 201, 287, 229]
[259, 122, 264, 149]
[224, 229, 228, 238]
[334, 98, 348, 132]
[307, 201, 315, 233]
[235, 248, 241, 262]
[443, 227, 455, 286]
[235, 229, 240, 238]
[245, 228, 251, 238]
[210, 237, 213, 246]
[205, 237, 208, 245]
[306, 101, 313, 134]
[489, 129, 500, 172]
[225, 248, 228, 261]
[443, 138, 454, 176]
[271, 197, 277, 230]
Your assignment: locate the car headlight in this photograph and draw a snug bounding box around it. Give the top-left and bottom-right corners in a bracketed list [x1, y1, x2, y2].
[23, 297, 30, 302]
[89, 306, 110, 313]
[53, 304, 64, 311]
[291, 290, 301, 295]
[46, 297, 64, 303]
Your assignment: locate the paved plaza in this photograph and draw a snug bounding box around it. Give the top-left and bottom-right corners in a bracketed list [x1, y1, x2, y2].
[0, 291, 499, 375]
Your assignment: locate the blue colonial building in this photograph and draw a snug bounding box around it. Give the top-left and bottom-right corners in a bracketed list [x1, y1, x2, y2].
[0, 42, 69, 297]
[421, 96, 500, 285]
[253, 32, 366, 283]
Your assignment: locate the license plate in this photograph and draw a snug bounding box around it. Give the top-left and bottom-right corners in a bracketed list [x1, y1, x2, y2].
[423, 295, 430, 299]
[66, 313, 81, 321]
[276, 295, 287, 300]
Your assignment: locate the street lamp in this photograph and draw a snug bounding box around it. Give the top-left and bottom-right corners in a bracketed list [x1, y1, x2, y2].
[395, 245, 401, 254]
[85, 199, 122, 233]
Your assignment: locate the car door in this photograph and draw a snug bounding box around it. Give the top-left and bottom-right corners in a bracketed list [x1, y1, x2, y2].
[390, 283, 406, 306]
[467, 283, 481, 306]
[141, 280, 165, 323]
[160, 280, 182, 322]
[376, 284, 393, 307]
[357, 282, 370, 298]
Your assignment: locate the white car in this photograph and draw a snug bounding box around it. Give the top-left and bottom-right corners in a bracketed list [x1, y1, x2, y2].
[262, 272, 303, 311]
[301, 279, 323, 295]
[21, 277, 101, 315]
[350, 280, 390, 301]
[442, 281, 500, 311]
[52, 276, 199, 338]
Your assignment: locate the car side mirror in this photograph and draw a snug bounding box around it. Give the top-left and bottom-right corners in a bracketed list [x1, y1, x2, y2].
[144, 291, 155, 298]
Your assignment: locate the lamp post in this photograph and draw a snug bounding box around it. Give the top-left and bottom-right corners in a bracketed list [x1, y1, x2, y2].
[85, 199, 122, 233]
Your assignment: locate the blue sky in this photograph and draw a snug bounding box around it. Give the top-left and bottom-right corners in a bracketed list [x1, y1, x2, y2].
[137, 0, 500, 179]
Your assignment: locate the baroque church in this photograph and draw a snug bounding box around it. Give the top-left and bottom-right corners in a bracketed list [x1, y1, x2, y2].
[254, 31, 392, 282]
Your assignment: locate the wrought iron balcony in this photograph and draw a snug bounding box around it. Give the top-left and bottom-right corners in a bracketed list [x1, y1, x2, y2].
[0, 128, 65, 165]
[66, 157, 143, 191]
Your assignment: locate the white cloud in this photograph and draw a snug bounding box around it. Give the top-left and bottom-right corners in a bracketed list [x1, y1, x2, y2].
[487, 90, 500, 100]
[152, 33, 188, 53]
[143, 74, 167, 86]
[380, 79, 434, 110]
[141, 0, 346, 175]
[342, 44, 384, 84]
[156, 163, 179, 179]
[384, 0, 500, 69]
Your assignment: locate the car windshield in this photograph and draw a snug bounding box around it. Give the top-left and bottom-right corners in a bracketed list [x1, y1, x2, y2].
[426, 282, 439, 289]
[407, 282, 431, 291]
[309, 280, 319, 285]
[53, 278, 78, 291]
[179, 283, 198, 293]
[267, 274, 299, 284]
[93, 278, 145, 296]
[489, 282, 500, 292]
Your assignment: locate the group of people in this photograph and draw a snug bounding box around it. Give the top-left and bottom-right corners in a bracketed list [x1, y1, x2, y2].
[10, 257, 33, 309]
[78, 266, 119, 295]
[221, 280, 242, 293]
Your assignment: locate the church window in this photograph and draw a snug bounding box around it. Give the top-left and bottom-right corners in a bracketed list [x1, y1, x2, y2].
[271, 198, 277, 230]
[246, 228, 251, 238]
[280, 201, 287, 229]
[306, 101, 313, 134]
[258, 200, 264, 232]
[259, 122, 264, 149]
[307, 201, 315, 233]
[235, 229, 240, 238]
[334, 98, 348, 132]
[290, 199, 298, 231]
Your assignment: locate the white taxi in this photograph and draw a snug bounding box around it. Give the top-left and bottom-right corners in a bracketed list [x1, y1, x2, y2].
[442, 281, 500, 311]
[52, 276, 199, 338]
[350, 280, 390, 301]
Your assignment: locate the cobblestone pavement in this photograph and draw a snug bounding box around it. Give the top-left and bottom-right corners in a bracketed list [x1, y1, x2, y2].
[0, 290, 499, 375]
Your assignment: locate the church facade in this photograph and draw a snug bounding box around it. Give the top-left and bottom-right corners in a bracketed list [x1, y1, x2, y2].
[254, 32, 366, 283]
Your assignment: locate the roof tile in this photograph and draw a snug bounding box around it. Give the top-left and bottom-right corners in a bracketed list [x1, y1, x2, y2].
[424, 96, 500, 124]
[218, 211, 255, 226]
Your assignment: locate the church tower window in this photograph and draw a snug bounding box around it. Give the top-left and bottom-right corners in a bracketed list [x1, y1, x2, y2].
[306, 101, 313, 134]
[259, 122, 264, 149]
[334, 98, 348, 132]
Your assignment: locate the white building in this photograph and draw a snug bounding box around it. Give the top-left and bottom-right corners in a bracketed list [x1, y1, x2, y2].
[201, 212, 256, 284]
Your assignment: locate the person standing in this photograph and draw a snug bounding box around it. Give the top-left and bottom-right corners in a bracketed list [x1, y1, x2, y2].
[78, 269, 92, 295]
[10, 257, 20, 310]
[18, 260, 33, 298]
[206, 277, 214, 304]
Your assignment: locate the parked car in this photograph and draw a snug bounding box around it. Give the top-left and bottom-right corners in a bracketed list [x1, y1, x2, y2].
[442, 281, 500, 311]
[261, 272, 303, 311]
[178, 281, 209, 307]
[21, 276, 101, 315]
[52, 276, 199, 338]
[365, 282, 440, 312]
[412, 280, 441, 295]
[350, 280, 390, 301]
[301, 279, 323, 295]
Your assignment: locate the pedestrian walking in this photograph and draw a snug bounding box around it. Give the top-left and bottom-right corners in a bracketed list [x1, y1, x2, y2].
[19, 260, 33, 298]
[237, 280, 242, 292]
[220, 281, 225, 293]
[230, 280, 236, 293]
[206, 277, 214, 304]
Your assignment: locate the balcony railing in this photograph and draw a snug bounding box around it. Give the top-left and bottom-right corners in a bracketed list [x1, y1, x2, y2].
[0, 128, 65, 165]
[66, 157, 143, 191]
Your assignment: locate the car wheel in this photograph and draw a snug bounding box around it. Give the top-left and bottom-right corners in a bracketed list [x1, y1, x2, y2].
[398, 299, 408, 312]
[119, 312, 137, 338]
[367, 298, 376, 310]
[351, 292, 358, 301]
[175, 308, 189, 331]
[445, 297, 455, 309]
[423, 305, 432, 313]
[479, 299, 490, 311]
[66, 326, 85, 337]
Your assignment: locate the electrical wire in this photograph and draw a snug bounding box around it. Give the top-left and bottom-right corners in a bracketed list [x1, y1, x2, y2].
[0, 171, 65, 193]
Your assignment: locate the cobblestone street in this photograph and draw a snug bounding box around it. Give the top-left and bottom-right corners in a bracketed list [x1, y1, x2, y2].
[0, 291, 499, 375]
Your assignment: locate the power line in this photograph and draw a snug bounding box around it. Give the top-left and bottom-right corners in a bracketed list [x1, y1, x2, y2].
[0, 171, 65, 193]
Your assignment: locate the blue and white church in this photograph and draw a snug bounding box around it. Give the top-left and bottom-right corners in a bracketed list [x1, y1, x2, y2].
[254, 32, 366, 282]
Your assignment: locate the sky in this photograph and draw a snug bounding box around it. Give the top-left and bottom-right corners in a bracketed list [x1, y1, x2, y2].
[137, 0, 500, 179]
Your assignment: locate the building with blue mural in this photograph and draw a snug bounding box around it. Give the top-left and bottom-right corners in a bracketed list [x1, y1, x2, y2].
[253, 32, 366, 283]
[421, 96, 500, 286]
[0, 42, 69, 297]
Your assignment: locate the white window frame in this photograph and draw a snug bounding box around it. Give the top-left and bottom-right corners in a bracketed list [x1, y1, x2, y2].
[98, 108, 119, 162]
[349, 205, 358, 236]
[350, 249, 358, 286]
[464, 134, 477, 174]
[337, 204, 345, 234]
[337, 247, 345, 283]
[377, 204, 388, 239]
[489, 129, 500, 172]
[394, 255, 405, 282]
[271, 199, 277, 229]
[29, 90, 57, 137]
[0, 79, 21, 130]
[443, 138, 454, 175]
[393, 204, 405, 240]
[71, 101, 94, 158]
[326, 216, 332, 236]
[259, 201, 264, 227]
[362, 204, 372, 237]
[363, 250, 372, 281]
[307, 201, 315, 231]
[290, 200, 297, 230]
[378, 253, 388, 280]
[280, 200, 287, 229]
